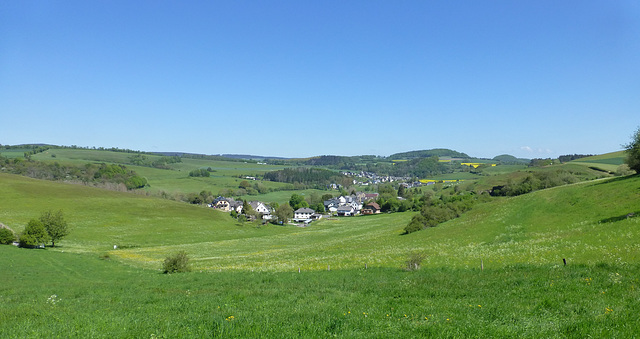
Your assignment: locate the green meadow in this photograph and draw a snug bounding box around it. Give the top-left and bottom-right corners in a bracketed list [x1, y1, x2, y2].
[570, 151, 626, 172]
[1, 155, 639, 336]
[30, 149, 294, 198]
[3, 245, 638, 338]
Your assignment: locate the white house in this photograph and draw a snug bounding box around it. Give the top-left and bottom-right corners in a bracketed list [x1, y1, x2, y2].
[337, 205, 356, 217]
[294, 208, 315, 221]
[249, 201, 272, 219]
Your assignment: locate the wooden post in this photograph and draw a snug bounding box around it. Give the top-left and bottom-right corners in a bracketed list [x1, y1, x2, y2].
[563, 258, 567, 266]
[365, 263, 368, 270]
[328, 264, 330, 271]
[298, 267, 300, 273]
[481, 259, 484, 271]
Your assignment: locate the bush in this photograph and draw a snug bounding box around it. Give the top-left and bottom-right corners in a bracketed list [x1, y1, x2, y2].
[188, 169, 210, 177]
[163, 251, 190, 274]
[19, 219, 49, 248]
[0, 228, 16, 244]
[405, 252, 426, 271]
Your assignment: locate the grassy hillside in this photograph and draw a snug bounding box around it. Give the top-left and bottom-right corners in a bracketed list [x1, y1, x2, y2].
[1, 171, 639, 337]
[570, 151, 626, 172]
[2, 245, 637, 338]
[29, 148, 298, 200]
[2, 172, 639, 272]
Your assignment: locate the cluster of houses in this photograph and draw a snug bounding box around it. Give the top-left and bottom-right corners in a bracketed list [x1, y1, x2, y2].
[323, 192, 379, 216]
[340, 171, 412, 186]
[209, 192, 382, 224]
[209, 197, 272, 219]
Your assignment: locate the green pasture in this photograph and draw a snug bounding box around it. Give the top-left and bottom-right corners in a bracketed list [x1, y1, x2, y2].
[0, 149, 33, 159]
[570, 151, 626, 172]
[1, 246, 638, 338]
[2, 170, 640, 337]
[30, 149, 298, 199]
[2, 172, 639, 273]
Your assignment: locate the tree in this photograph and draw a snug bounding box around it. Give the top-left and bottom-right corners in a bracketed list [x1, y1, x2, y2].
[274, 204, 294, 224]
[624, 126, 640, 173]
[40, 210, 69, 247]
[289, 194, 308, 210]
[239, 180, 252, 189]
[397, 185, 406, 198]
[19, 219, 49, 248]
[311, 203, 325, 213]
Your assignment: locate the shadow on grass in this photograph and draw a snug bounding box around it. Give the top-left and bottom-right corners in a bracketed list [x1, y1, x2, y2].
[600, 211, 640, 223]
[592, 174, 639, 186]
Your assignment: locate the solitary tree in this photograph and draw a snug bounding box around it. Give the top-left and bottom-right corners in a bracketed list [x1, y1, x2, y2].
[40, 210, 69, 247]
[624, 126, 640, 173]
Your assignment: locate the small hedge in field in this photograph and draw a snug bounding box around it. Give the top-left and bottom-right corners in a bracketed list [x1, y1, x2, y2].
[163, 251, 190, 274]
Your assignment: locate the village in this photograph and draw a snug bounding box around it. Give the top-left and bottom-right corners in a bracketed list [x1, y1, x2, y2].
[208, 191, 383, 225]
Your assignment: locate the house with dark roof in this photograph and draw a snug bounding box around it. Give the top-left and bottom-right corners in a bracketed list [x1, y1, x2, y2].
[337, 205, 356, 217]
[361, 202, 381, 215]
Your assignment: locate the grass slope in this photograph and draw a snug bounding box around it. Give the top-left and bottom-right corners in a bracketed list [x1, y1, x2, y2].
[1, 173, 639, 337]
[570, 151, 626, 172]
[2, 246, 638, 338]
[2, 172, 639, 272]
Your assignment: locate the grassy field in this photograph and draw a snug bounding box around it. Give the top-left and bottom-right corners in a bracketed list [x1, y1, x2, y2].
[570, 151, 626, 172]
[29, 149, 301, 201]
[1, 245, 638, 338]
[2, 154, 639, 336]
[2, 173, 639, 271]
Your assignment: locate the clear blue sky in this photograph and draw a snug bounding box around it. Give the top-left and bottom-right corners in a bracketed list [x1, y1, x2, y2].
[2, 1, 639, 159]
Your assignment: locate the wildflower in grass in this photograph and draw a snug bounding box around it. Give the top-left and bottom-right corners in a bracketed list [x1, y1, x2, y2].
[47, 294, 61, 306]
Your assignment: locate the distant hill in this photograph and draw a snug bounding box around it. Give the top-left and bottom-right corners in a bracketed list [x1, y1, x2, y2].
[389, 148, 469, 160]
[153, 152, 288, 160]
[492, 154, 529, 164]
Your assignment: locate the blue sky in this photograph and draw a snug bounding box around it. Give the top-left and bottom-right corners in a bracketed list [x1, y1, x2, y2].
[1, 1, 639, 158]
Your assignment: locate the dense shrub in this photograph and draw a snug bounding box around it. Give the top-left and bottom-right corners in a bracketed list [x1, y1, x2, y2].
[490, 170, 579, 197]
[188, 169, 210, 177]
[0, 228, 16, 244]
[19, 219, 49, 248]
[163, 251, 190, 274]
[404, 193, 476, 234]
